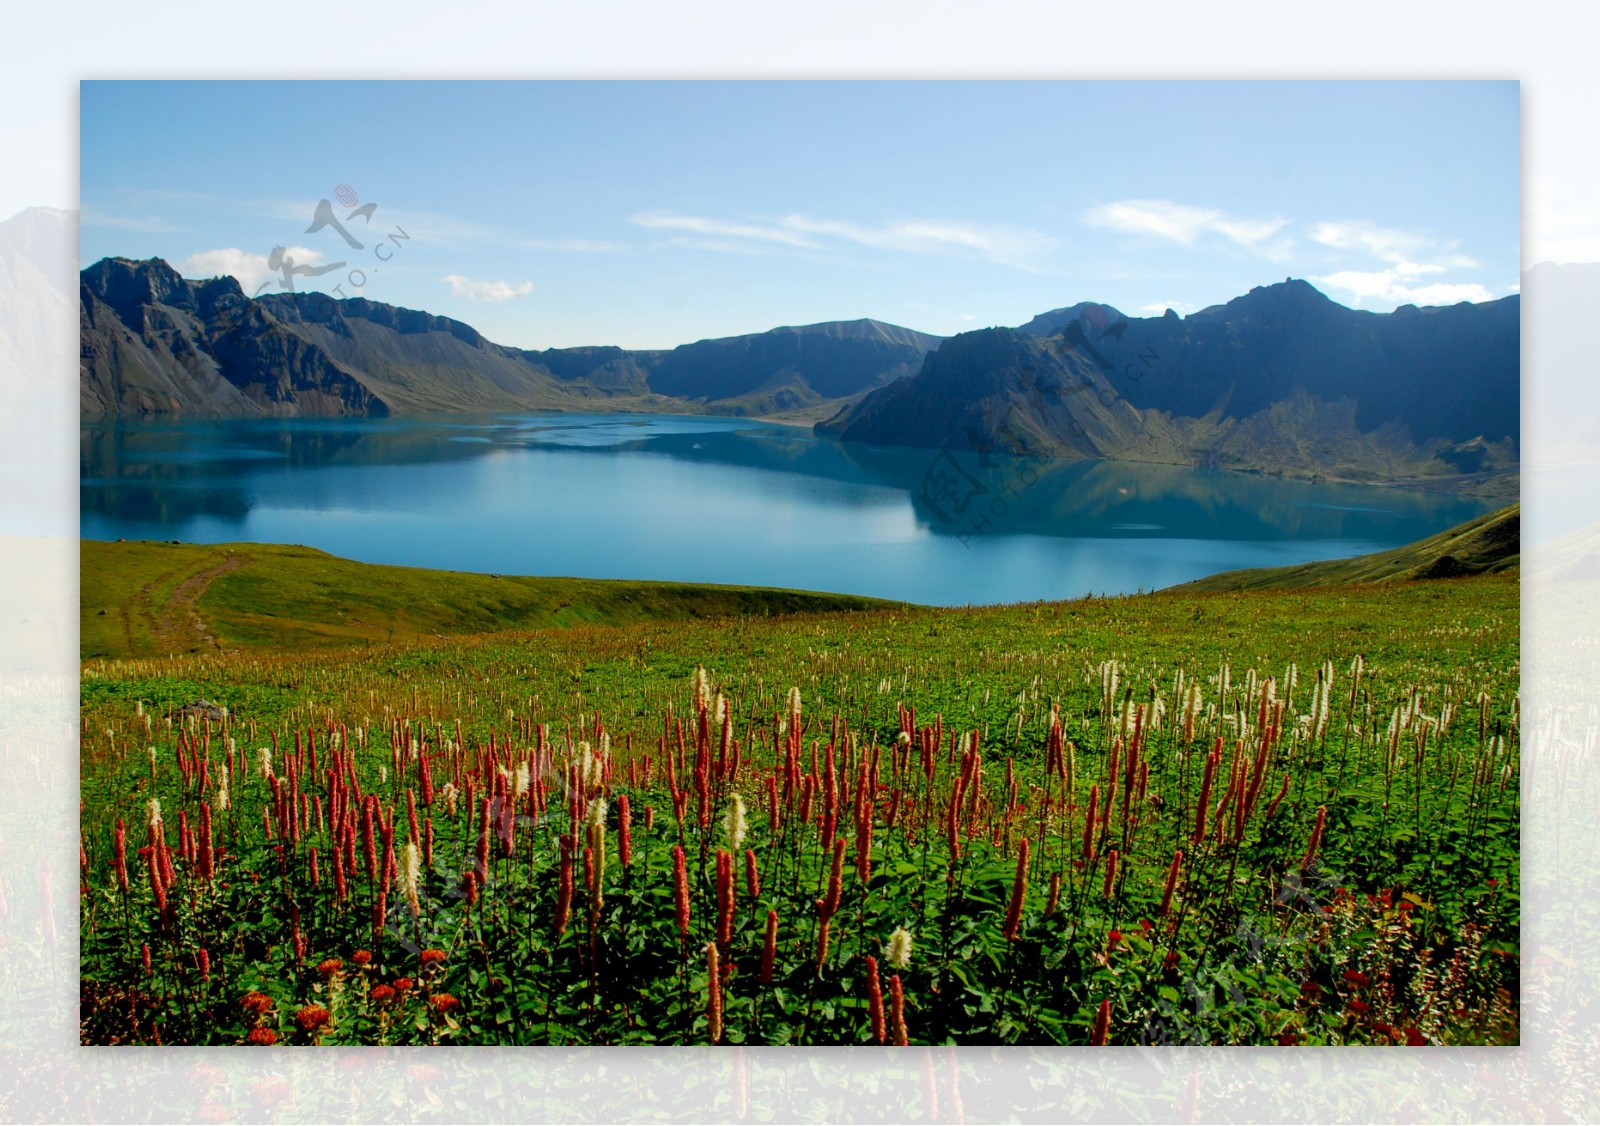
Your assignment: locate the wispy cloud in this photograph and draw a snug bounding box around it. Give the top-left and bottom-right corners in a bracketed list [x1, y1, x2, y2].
[778, 214, 1058, 265]
[1085, 199, 1292, 259]
[81, 205, 186, 234]
[441, 274, 534, 302]
[177, 246, 328, 295]
[631, 210, 1059, 268]
[247, 197, 497, 249]
[1310, 219, 1493, 306]
[523, 238, 630, 253]
[633, 211, 817, 248]
[1310, 220, 1477, 269]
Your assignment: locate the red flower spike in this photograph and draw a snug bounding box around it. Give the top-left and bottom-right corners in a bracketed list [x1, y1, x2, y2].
[866, 956, 886, 1044]
[760, 909, 778, 983]
[1091, 999, 1112, 1045]
[672, 845, 690, 937]
[707, 943, 723, 1045]
[1002, 839, 1029, 941]
[890, 974, 908, 1046]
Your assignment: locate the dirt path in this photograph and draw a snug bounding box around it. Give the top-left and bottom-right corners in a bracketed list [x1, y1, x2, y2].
[148, 552, 255, 653]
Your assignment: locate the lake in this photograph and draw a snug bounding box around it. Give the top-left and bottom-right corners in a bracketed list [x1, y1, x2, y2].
[80, 413, 1500, 606]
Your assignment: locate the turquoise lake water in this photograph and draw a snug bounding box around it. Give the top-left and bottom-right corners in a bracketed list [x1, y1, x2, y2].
[80, 413, 1499, 606]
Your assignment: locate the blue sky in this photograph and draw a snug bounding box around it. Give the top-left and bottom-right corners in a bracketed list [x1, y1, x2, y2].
[80, 80, 1520, 350]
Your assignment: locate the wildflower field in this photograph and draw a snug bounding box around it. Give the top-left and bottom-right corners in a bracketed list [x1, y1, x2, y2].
[78, 569, 1519, 1046]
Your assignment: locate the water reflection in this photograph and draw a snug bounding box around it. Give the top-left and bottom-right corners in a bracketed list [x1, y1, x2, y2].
[80, 413, 1501, 604]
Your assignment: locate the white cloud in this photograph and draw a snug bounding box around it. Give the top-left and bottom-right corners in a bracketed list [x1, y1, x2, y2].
[1315, 268, 1495, 307]
[1085, 199, 1291, 258]
[440, 274, 534, 302]
[631, 209, 1058, 268]
[1310, 219, 1496, 307]
[178, 246, 328, 296]
[1139, 300, 1197, 316]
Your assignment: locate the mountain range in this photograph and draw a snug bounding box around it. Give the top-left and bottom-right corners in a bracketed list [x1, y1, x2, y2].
[818, 280, 1519, 496]
[78, 251, 1518, 494]
[79, 256, 940, 422]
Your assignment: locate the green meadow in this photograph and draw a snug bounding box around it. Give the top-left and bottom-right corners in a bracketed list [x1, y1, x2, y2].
[78, 534, 1519, 1046]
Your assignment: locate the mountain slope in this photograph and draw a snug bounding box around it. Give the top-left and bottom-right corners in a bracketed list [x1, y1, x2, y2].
[819, 280, 1519, 494]
[80, 257, 942, 420]
[82, 259, 397, 417]
[645, 318, 942, 410]
[1171, 503, 1519, 592]
[253, 292, 595, 413]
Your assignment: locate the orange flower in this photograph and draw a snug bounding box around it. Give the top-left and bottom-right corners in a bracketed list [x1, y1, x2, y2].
[370, 984, 396, 1005]
[430, 993, 461, 1015]
[351, 949, 373, 968]
[245, 1027, 277, 1046]
[240, 991, 273, 1018]
[317, 958, 343, 978]
[419, 949, 447, 965]
[295, 1004, 331, 1033]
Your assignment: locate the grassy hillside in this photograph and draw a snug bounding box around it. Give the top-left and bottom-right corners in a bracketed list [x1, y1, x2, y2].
[80, 539, 905, 660]
[1171, 503, 1519, 593]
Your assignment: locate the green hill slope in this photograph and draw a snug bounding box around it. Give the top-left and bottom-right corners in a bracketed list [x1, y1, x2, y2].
[81, 539, 905, 660]
[1172, 503, 1519, 593]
